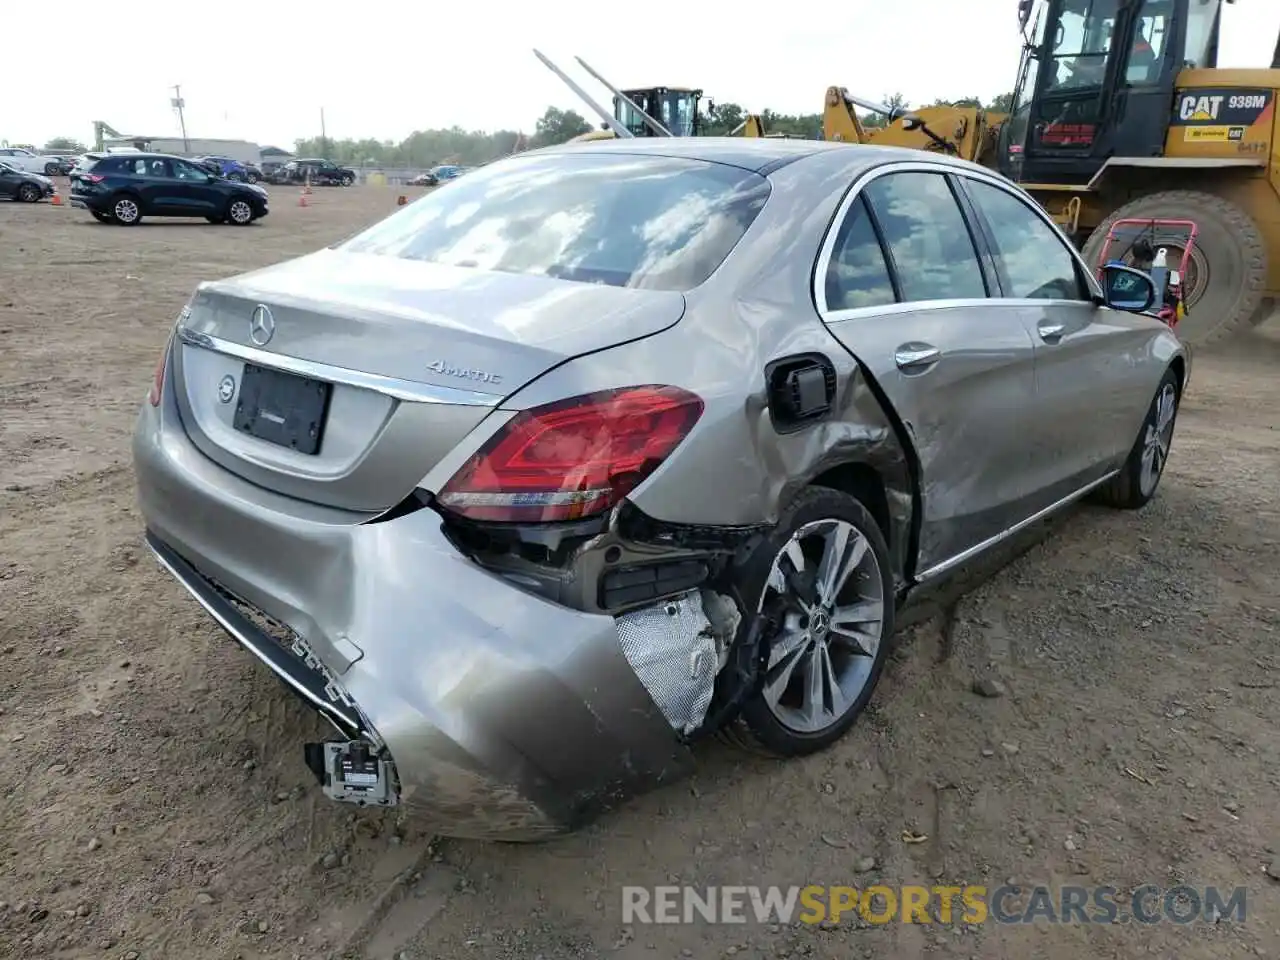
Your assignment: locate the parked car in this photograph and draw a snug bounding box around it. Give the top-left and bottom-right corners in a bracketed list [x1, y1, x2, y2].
[428, 164, 465, 183]
[195, 156, 261, 184]
[70, 152, 269, 225]
[132, 139, 1187, 840]
[0, 161, 55, 202]
[409, 171, 438, 186]
[278, 158, 357, 186]
[0, 146, 64, 177]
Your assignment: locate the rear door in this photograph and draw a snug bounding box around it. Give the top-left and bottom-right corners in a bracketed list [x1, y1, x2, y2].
[817, 165, 1039, 574]
[956, 173, 1150, 503]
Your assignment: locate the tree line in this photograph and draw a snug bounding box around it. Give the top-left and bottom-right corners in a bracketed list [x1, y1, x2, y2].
[35, 92, 1013, 168]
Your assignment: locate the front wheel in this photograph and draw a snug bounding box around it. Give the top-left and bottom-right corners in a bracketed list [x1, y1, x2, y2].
[728, 487, 894, 757]
[247, 172, 260, 184]
[340, 174, 354, 187]
[226, 198, 254, 225]
[111, 195, 142, 225]
[1081, 190, 1266, 345]
[1094, 368, 1181, 510]
[44, 163, 60, 176]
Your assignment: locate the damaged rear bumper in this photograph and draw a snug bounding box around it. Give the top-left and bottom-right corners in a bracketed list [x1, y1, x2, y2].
[134, 399, 702, 840]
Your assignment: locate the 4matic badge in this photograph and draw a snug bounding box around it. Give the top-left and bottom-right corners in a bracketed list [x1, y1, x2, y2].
[427, 359, 502, 385]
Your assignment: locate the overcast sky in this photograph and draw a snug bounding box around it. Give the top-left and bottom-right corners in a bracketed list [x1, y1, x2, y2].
[8, 1, 1278, 149]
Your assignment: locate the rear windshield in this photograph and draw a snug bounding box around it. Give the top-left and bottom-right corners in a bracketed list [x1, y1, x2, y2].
[339, 152, 771, 292]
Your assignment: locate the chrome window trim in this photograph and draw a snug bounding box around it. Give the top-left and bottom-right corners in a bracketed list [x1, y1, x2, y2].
[176, 326, 502, 407]
[814, 159, 1104, 321]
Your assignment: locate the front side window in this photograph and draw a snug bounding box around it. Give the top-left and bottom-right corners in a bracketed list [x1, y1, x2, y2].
[1182, 0, 1223, 67]
[341, 153, 771, 292]
[862, 172, 987, 303]
[172, 160, 208, 180]
[964, 179, 1086, 300]
[824, 195, 896, 312]
[1046, 0, 1121, 91]
[1125, 1, 1171, 85]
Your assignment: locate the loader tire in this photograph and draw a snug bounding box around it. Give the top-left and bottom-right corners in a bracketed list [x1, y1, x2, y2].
[1081, 190, 1267, 345]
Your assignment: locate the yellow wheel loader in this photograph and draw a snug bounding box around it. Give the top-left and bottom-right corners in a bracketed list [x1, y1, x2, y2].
[749, 0, 1280, 344]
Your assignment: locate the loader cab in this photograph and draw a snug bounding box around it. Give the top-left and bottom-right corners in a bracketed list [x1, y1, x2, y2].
[613, 87, 704, 136]
[1000, 0, 1226, 184]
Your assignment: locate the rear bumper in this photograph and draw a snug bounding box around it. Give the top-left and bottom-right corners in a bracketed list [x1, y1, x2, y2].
[132, 391, 693, 839]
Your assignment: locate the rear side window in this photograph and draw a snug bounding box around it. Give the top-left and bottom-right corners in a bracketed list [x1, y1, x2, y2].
[963, 179, 1087, 300]
[824, 195, 896, 311]
[862, 172, 987, 303]
[340, 153, 771, 292]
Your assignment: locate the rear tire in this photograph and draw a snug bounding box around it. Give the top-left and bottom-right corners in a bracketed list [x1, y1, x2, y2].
[110, 195, 142, 225]
[44, 162, 60, 176]
[1081, 190, 1266, 345]
[722, 487, 894, 758]
[17, 183, 41, 203]
[1094, 367, 1181, 510]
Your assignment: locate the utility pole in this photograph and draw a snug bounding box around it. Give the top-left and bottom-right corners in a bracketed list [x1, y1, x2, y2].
[320, 107, 328, 158]
[172, 85, 189, 155]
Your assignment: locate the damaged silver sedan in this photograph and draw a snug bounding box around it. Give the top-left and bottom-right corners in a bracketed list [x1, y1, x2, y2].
[133, 138, 1188, 839]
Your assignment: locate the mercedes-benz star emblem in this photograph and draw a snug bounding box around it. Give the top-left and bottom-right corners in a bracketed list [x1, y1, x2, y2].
[218, 374, 236, 404]
[249, 304, 275, 346]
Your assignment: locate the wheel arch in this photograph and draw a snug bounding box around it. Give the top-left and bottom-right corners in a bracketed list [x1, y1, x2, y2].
[788, 362, 924, 593]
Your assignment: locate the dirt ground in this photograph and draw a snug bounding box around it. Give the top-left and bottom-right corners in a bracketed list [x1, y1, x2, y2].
[2, 185, 1279, 960]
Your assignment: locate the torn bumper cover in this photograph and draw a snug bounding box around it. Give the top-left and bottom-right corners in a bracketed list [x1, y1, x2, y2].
[134, 403, 710, 840]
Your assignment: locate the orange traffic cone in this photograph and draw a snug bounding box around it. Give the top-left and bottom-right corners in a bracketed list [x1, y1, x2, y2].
[396, 194, 407, 206]
[50, 193, 63, 206]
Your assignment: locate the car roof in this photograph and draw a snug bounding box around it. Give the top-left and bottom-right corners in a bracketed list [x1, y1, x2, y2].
[531, 136, 985, 176]
[94, 152, 195, 162]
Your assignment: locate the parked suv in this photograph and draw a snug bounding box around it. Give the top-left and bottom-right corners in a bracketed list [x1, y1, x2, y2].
[195, 156, 262, 184]
[280, 158, 357, 186]
[69, 153, 269, 225]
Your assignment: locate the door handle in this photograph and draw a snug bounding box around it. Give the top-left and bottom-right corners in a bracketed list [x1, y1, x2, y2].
[1038, 322, 1067, 342]
[894, 344, 942, 371]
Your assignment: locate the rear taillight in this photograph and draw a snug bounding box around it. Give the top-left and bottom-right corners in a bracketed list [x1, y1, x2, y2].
[147, 339, 171, 406]
[437, 386, 704, 523]
[82, 174, 105, 184]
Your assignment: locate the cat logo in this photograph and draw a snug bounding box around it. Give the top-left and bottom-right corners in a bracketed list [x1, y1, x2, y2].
[1178, 94, 1223, 121]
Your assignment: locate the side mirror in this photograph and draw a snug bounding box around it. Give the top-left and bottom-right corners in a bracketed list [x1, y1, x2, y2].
[1101, 263, 1157, 313]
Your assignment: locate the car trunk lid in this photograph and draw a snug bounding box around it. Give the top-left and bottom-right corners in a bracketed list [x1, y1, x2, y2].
[171, 248, 687, 513]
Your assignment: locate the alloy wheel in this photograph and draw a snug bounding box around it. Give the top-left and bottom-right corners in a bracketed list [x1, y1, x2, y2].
[18, 184, 39, 202]
[757, 518, 885, 734]
[114, 198, 139, 223]
[1139, 382, 1177, 496]
[229, 200, 253, 224]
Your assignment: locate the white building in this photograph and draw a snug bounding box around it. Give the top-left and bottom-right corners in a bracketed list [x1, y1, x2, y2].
[102, 136, 263, 165]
